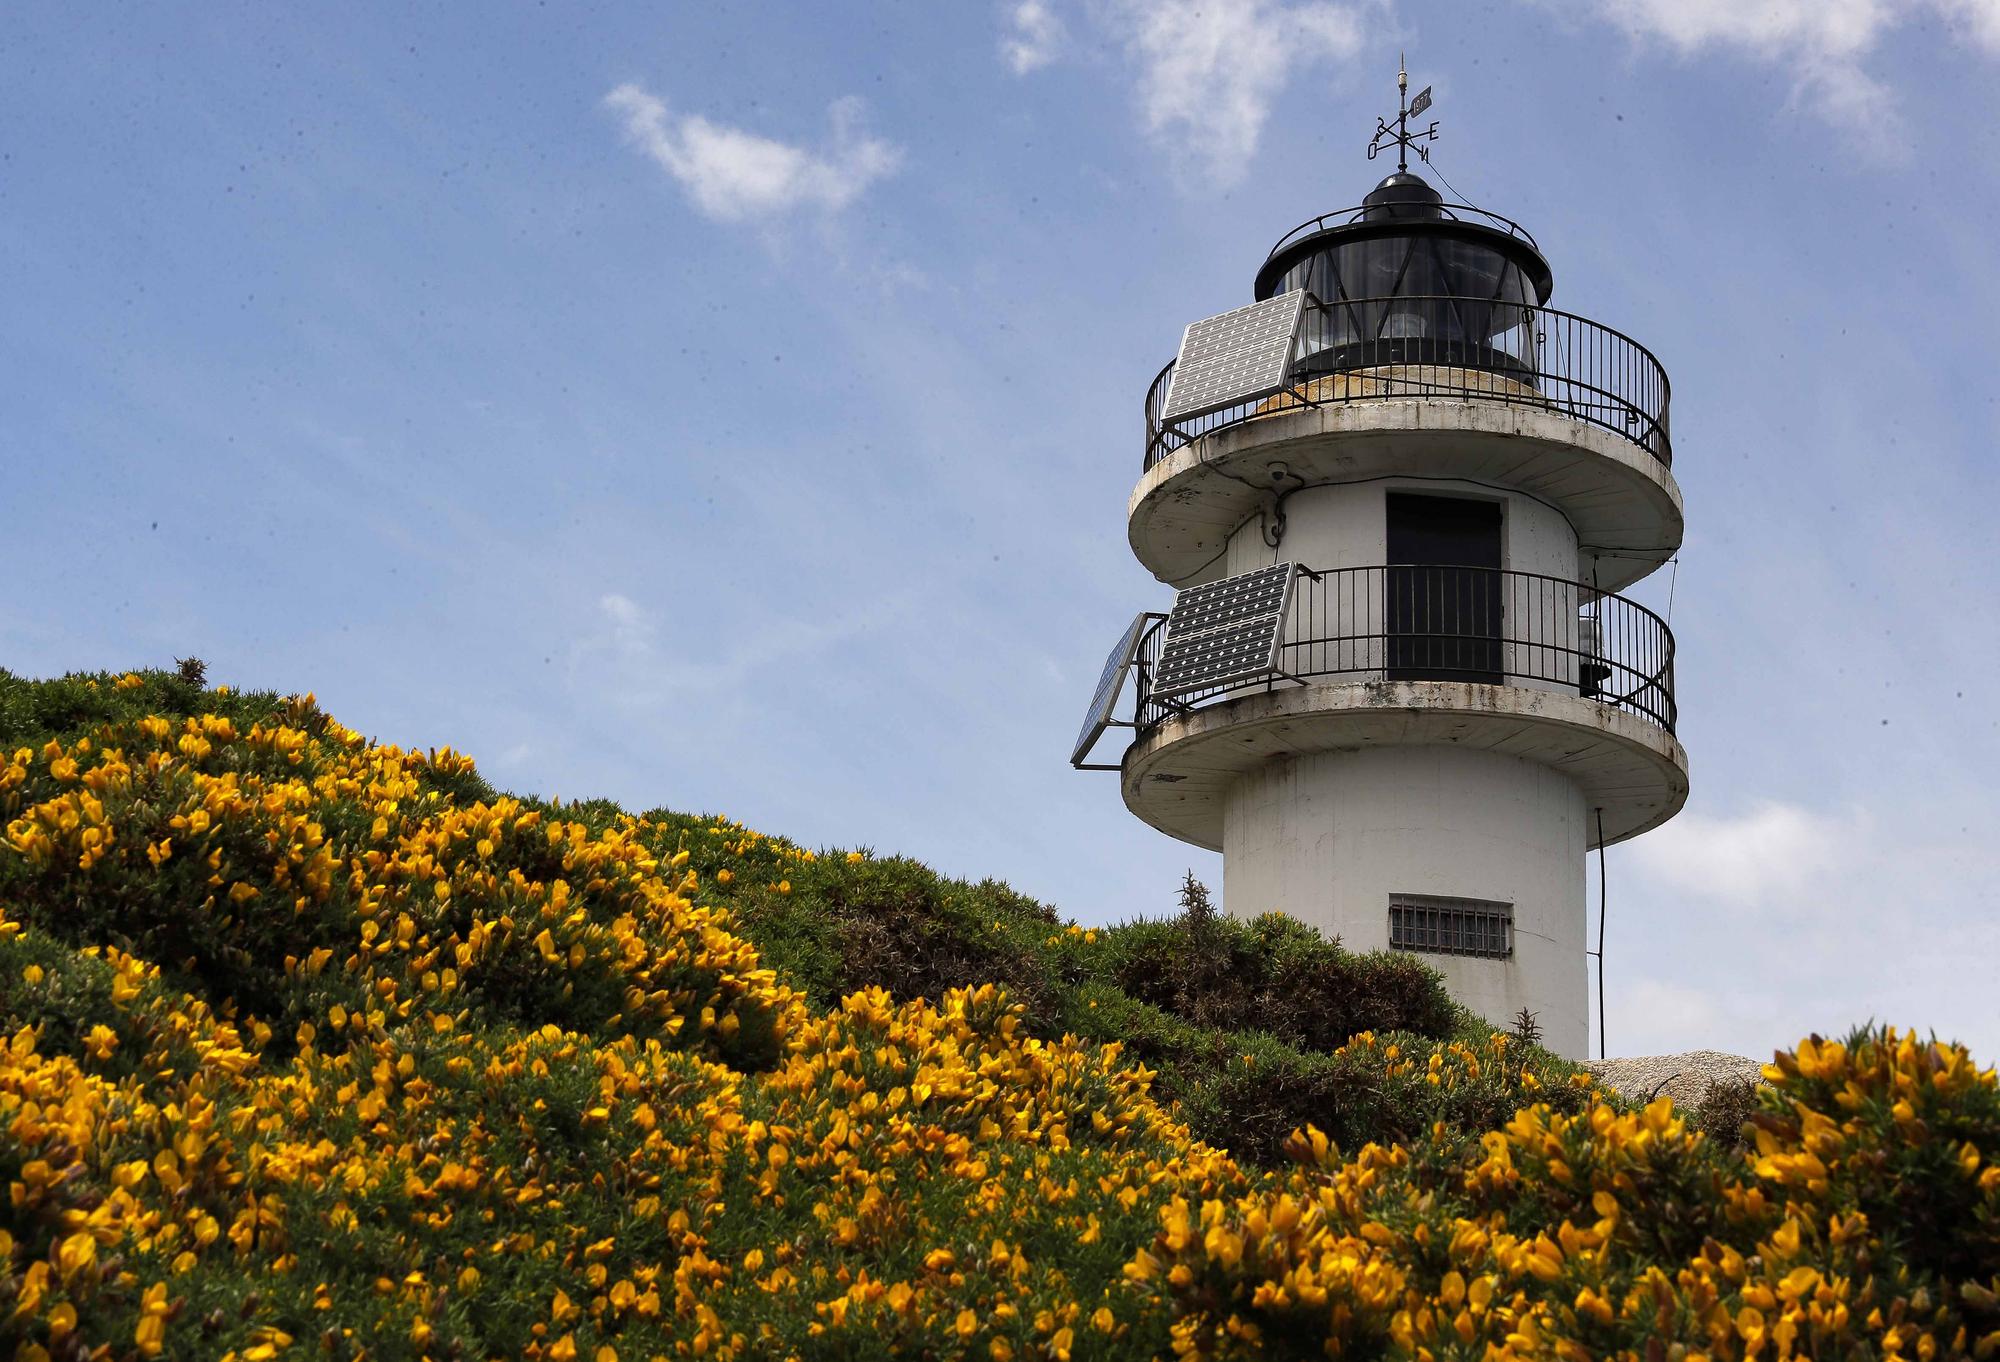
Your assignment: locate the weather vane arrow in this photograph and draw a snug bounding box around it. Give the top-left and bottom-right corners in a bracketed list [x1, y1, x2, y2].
[1368, 55, 1439, 172]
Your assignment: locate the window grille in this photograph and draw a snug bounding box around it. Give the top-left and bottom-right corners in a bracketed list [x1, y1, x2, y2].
[1388, 894, 1513, 959]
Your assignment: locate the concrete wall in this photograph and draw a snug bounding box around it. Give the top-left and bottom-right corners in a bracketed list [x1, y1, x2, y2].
[1220, 744, 1591, 1057]
[1215, 479, 1589, 695]
[1218, 477, 1580, 579]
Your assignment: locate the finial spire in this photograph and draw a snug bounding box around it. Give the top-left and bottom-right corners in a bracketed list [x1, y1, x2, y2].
[1369, 60, 1437, 173]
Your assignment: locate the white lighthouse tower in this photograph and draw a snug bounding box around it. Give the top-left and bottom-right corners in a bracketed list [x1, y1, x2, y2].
[1072, 80, 1688, 1058]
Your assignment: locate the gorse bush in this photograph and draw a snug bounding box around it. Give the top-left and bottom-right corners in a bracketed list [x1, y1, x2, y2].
[2, 667, 1998, 1360]
[0, 685, 788, 1071]
[636, 806, 1525, 1161]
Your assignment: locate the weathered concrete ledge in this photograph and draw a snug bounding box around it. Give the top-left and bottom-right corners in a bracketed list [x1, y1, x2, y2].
[1130, 398, 1683, 593]
[1120, 679, 1689, 852]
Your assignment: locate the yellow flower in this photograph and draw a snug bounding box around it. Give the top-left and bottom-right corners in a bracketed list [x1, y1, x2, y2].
[56, 1231, 97, 1281]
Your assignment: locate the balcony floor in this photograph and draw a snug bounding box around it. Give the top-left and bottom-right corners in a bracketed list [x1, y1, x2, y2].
[1120, 678, 1689, 852]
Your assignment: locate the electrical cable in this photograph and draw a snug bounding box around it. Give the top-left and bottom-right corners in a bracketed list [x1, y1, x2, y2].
[1595, 806, 1608, 1060]
[1426, 158, 1481, 214]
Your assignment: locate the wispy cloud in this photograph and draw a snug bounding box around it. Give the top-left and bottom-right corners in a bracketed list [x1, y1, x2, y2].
[1001, 0, 1068, 74]
[602, 84, 902, 222]
[1608, 794, 2000, 1061]
[1624, 799, 1860, 909]
[1552, 0, 2000, 152]
[568, 591, 901, 708]
[1105, 0, 1368, 183]
[1000, 0, 1370, 183]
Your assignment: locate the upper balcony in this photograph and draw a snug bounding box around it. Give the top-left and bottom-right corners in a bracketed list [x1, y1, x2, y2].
[1144, 294, 1671, 471]
[1130, 295, 1684, 594]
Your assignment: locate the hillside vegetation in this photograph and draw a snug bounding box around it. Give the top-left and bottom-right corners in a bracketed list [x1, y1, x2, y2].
[3, 667, 1997, 1361]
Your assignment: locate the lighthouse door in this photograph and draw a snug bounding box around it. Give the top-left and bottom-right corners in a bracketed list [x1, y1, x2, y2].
[1386, 494, 1503, 683]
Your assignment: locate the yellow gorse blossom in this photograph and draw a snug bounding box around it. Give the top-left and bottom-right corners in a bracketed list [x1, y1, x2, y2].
[1, 697, 1995, 1360]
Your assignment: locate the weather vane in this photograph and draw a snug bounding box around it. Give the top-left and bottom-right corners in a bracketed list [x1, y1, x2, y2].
[1367, 55, 1437, 172]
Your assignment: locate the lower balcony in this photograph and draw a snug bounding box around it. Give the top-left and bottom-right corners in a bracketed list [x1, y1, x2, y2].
[1083, 564, 1688, 850]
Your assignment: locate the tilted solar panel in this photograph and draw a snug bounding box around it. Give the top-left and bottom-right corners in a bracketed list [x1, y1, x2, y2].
[1164, 561, 1293, 639]
[1159, 290, 1307, 424]
[1071, 611, 1154, 768]
[1152, 616, 1287, 699]
[1150, 562, 1297, 700]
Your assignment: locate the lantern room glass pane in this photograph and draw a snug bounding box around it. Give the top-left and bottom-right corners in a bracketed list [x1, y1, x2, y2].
[1280, 232, 1540, 384]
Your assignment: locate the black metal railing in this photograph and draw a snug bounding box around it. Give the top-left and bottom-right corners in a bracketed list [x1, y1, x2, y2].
[1143, 295, 1671, 470]
[1262, 201, 1545, 263]
[1130, 564, 1675, 734]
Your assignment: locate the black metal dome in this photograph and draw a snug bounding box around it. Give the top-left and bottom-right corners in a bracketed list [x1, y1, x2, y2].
[1361, 170, 1445, 220]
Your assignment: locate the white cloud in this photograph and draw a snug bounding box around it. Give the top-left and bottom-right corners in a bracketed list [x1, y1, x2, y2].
[1613, 978, 1729, 1055]
[1606, 794, 2000, 1063]
[602, 84, 901, 222]
[1936, 0, 2000, 47]
[568, 591, 898, 707]
[1624, 798, 1860, 908]
[1002, 0, 1068, 74]
[1558, 0, 2000, 150]
[1102, 0, 1369, 181]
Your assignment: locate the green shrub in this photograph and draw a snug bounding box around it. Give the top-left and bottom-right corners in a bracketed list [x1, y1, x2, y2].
[6, 671, 1997, 1360]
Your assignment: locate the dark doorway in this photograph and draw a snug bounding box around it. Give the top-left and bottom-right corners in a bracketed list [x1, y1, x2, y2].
[1386, 494, 1503, 683]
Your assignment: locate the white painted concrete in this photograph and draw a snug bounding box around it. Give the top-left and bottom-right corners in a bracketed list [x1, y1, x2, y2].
[1220, 744, 1590, 1056]
[1121, 680, 1690, 853]
[1219, 478, 1578, 580]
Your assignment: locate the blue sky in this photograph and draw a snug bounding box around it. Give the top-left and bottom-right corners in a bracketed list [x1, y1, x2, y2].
[7, 1, 1999, 1062]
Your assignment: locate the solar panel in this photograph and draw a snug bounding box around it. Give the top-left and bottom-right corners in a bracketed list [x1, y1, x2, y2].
[1071, 612, 1153, 768]
[1150, 562, 1298, 700]
[1165, 562, 1293, 639]
[1153, 617, 1287, 698]
[1159, 290, 1308, 424]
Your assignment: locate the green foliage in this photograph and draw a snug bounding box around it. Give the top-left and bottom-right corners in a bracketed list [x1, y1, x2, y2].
[1510, 1006, 1543, 1048]
[0, 665, 283, 747]
[1096, 906, 1462, 1048]
[5, 669, 2000, 1361]
[0, 692, 780, 1073]
[1, 669, 1579, 1170]
[645, 813, 1559, 1163]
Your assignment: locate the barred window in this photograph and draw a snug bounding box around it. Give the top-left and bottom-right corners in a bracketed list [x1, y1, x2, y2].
[1388, 894, 1513, 959]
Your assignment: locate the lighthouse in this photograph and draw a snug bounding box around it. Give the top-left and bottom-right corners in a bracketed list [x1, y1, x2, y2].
[1072, 77, 1687, 1059]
